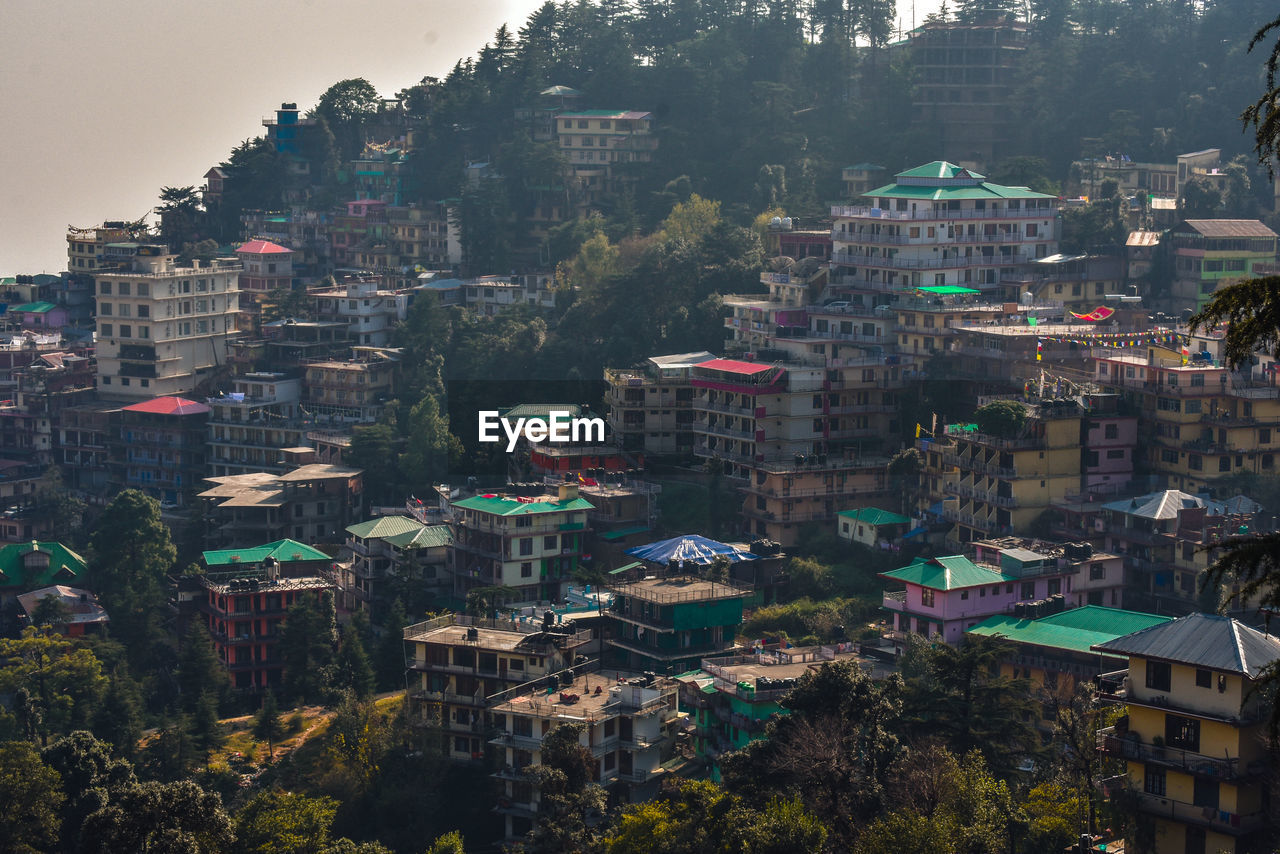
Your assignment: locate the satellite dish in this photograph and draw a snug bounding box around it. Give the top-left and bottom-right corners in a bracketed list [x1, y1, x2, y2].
[781, 217, 793, 229]
[770, 216, 782, 226]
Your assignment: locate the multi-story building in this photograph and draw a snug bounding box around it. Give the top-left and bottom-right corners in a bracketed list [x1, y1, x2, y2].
[197, 539, 335, 689]
[966, 605, 1171, 738]
[929, 398, 1101, 544]
[1072, 148, 1223, 203]
[240, 208, 331, 283]
[675, 645, 872, 780]
[303, 354, 396, 423]
[605, 352, 713, 458]
[330, 200, 390, 270]
[1162, 220, 1277, 312]
[342, 515, 451, 618]
[403, 612, 593, 761]
[880, 553, 1096, 646]
[235, 240, 293, 333]
[461, 274, 557, 316]
[1095, 613, 1280, 854]
[604, 574, 750, 674]
[199, 462, 364, 549]
[262, 102, 319, 181]
[556, 110, 657, 206]
[387, 202, 458, 272]
[491, 668, 682, 840]
[205, 372, 308, 477]
[1099, 489, 1264, 613]
[57, 403, 113, 493]
[448, 483, 594, 604]
[107, 396, 211, 508]
[94, 246, 240, 398]
[902, 19, 1029, 164]
[970, 537, 1126, 609]
[312, 278, 407, 347]
[1092, 346, 1280, 492]
[830, 161, 1058, 303]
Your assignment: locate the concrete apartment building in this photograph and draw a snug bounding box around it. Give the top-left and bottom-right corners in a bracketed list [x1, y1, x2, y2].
[342, 515, 450, 618]
[205, 372, 308, 477]
[605, 352, 715, 458]
[197, 539, 335, 689]
[94, 246, 240, 398]
[927, 397, 1132, 544]
[199, 461, 364, 549]
[604, 575, 750, 674]
[1095, 614, 1280, 854]
[1091, 346, 1280, 493]
[403, 613, 593, 761]
[312, 278, 406, 348]
[902, 19, 1029, 165]
[235, 239, 293, 333]
[556, 110, 657, 206]
[108, 396, 211, 508]
[302, 353, 396, 424]
[448, 483, 594, 605]
[1162, 220, 1277, 313]
[830, 161, 1058, 304]
[491, 670, 682, 841]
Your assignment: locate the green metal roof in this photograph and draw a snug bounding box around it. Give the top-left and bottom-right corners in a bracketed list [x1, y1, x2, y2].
[866, 182, 1056, 201]
[383, 525, 451, 549]
[896, 161, 986, 180]
[916, 285, 980, 295]
[838, 507, 911, 526]
[500, 403, 586, 420]
[966, 606, 1173, 656]
[452, 495, 594, 516]
[10, 302, 57, 313]
[346, 515, 424, 540]
[608, 560, 644, 575]
[202, 538, 329, 567]
[881, 555, 1017, 590]
[0, 541, 88, 589]
[598, 525, 651, 541]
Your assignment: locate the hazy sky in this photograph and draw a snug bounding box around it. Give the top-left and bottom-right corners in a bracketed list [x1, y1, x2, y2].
[0, 0, 934, 276]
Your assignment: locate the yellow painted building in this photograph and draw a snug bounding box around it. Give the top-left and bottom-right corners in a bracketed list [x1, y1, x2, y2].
[1093, 347, 1280, 493]
[1094, 613, 1280, 854]
[931, 399, 1087, 544]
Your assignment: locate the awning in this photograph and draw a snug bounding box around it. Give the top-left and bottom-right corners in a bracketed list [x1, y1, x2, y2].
[598, 526, 651, 541]
[916, 285, 980, 295]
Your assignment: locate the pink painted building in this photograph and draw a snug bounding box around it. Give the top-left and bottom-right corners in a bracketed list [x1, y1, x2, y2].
[1081, 394, 1138, 490]
[880, 553, 1082, 646]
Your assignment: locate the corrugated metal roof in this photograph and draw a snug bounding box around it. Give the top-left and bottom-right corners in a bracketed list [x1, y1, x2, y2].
[1126, 230, 1162, 247]
[1176, 219, 1278, 239]
[452, 495, 594, 516]
[346, 515, 424, 540]
[837, 507, 911, 526]
[1093, 613, 1280, 678]
[967, 606, 1171, 655]
[881, 555, 1017, 591]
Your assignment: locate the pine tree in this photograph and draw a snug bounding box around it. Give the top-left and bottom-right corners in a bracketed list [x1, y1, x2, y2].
[280, 592, 336, 704]
[92, 666, 145, 757]
[254, 689, 285, 762]
[335, 629, 376, 700]
[176, 622, 228, 713]
[376, 598, 409, 692]
[189, 690, 224, 767]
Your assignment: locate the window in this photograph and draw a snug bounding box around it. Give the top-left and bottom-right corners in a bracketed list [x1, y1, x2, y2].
[960, 590, 969, 600]
[137, 282, 149, 296]
[1143, 766, 1166, 796]
[1165, 714, 1200, 751]
[1145, 660, 1171, 692]
[921, 588, 935, 607]
[118, 325, 131, 338]
[1022, 582, 1035, 599]
[1195, 668, 1211, 688]
[544, 536, 557, 550]
[118, 282, 130, 296]
[99, 303, 112, 316]
[515, 516, 531, 528]
[1090, 564, 1105, 580]
[1104, 423, 1118, 439]
[519, 538, 533, 556]
[100, 323, 112, 337]
[99, 282, 111, 295]
[137, 305, 149, 318]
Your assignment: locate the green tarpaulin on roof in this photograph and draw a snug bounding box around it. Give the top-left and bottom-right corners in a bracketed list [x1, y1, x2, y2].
[916, 286, 980, 295]
[608, 561, 644, 575]
[598, 526, 651, 541]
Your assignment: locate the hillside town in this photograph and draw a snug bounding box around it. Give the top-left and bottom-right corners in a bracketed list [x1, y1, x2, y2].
[5, 3, 1280, 854]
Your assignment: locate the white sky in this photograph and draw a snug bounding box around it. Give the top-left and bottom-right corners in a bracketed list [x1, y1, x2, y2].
[0, 0, 935, 275]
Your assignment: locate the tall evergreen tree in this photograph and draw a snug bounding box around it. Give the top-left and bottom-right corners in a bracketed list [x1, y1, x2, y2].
[335, 628, 376, 700]
[376, 598, 409, 693]
[280, 593, 337, 704]
[176, 623, 228, 714]
[253, 689, 285, 762]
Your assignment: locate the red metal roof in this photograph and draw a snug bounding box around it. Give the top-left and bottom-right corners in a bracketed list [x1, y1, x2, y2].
[122, 396, 211, 416]
[696, 359, 775, 375]
[236, 239, 291, 255]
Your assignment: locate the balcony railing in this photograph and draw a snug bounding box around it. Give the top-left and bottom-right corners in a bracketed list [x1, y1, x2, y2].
[831, 204, 1054, 221]
[1096, 727, 1260, 782]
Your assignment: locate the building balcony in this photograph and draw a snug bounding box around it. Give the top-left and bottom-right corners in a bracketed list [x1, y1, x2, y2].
[832, 251, 1031, 270]
[883, 590, 907, 610]
[1124, 789, 1269, 837]
[831, 204, 1053, 222]
[1096, 727, 1262, 782]
[944, 480, 1019, 508]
